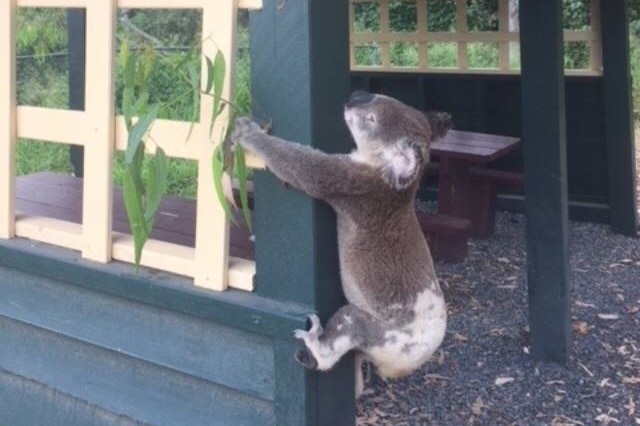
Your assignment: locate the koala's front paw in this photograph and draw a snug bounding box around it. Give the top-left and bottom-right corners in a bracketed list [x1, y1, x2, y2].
[230, 117, 263, 149]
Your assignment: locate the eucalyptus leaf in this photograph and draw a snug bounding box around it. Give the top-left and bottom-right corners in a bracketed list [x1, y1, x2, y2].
[125, 105, 159, 164]
[132, 92, 150, 116]
[123, 169, 149, 267]
[128, 145, 146, 198]
[122, 87, 135, 129]
[123, 48, 137, 90]
[212, 144, 237, 225]
[144, 147, 168, 225]
[119, 39, 130, 73]
[210, 51, 226, 137]
[205, 55, 215, 94]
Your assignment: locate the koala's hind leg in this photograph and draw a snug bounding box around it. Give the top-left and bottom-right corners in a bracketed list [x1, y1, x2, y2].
[294, 305, 380, 373]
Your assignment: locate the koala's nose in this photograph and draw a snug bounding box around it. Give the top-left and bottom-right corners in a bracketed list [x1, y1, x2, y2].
[346, 91, 374, 108]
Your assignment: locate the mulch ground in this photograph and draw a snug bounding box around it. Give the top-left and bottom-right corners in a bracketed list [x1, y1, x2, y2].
[356, 208, 640, 426]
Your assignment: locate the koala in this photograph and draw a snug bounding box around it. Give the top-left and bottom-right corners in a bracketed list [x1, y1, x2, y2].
[230, 91, 449, 397]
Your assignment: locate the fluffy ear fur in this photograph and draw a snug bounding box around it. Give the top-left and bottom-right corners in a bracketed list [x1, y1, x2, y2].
[381, 141, 423, 190]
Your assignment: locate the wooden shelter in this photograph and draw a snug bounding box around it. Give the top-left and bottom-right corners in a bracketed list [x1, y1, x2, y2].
[0, 0, 636, 425]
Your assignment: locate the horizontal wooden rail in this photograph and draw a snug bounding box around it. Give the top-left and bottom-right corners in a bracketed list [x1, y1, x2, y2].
[17, 0, 261, 8]
[14, 213, 255, 291]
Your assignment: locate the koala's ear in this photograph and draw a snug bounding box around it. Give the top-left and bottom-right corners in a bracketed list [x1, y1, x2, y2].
[381, 141, 423, 190]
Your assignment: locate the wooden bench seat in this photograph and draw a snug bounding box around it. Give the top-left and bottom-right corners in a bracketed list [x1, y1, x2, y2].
[416, 211, 472, 263]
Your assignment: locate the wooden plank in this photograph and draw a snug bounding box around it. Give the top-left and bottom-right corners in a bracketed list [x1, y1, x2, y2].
[350, 65, 602, 77]
[81, 0, 116, 263]
[112, 235, 254, 291]
[352, 31, 519, 44]
[498, 0, 510, 71]
[17, 107, 87, 145]
[114, 117, 263, 168]
[431, 131, 521, 162]
[251, 0, 355, 424]
[600, 0, 638, 234]
[455, 0, 468, 70]
[0, 238, 307, 340]
[0, 0, 17, 239]
[192, 0, 237, 291]
[0, 276, 275, 402]
[15, 215, 83, 251]
[379, 0, 391, 68]
[416, 0, 428, 69]
[519, 0, 571, 364]
[589, 0, 602, 73]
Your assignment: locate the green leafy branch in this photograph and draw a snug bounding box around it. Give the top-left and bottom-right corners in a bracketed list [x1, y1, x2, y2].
[182, 43, 253, 233]
[120, 42, 168, 267]
[119, 40, 253, 270]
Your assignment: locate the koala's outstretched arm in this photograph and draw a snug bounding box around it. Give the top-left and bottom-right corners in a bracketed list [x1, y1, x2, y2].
[231, 117, 375, 200]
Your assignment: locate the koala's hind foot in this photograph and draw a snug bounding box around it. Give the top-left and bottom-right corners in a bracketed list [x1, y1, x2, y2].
[294, 305, 380, 373]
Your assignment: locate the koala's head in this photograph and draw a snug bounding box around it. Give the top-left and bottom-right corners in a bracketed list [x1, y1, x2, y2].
[344, 91, 432, 191]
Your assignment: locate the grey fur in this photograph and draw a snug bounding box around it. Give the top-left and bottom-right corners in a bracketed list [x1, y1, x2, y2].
[231, 93, 448, 394]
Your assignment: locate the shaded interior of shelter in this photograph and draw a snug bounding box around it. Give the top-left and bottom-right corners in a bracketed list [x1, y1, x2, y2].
[15, 172, 255, 260]
[352, 73, 611, 206]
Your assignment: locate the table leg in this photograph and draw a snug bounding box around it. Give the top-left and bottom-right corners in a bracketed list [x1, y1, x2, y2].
[437, 159, 496, 238]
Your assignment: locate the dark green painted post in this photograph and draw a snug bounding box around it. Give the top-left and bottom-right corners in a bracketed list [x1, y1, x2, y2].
[600, 0, 638, 235]
[67, 9, 85, 177]
[249, 1, 355, 425]
[519, 0, 571, 363]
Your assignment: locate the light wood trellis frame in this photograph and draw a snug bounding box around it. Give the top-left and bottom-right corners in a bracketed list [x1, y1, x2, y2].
[349, 0, 602, 76]
[0, 0, 263, 291]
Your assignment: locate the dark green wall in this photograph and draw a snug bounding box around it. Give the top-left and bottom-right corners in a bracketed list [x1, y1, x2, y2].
[0, 239, 311, 426]
[351, 73, 609, 206]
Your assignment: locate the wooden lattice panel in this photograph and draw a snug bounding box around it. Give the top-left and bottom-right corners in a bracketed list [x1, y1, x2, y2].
[1, 0, 263, 291]
[349, 0, 603, 76]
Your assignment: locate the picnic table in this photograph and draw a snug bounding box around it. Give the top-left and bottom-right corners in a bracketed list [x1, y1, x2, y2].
[430, 130, 522, 238]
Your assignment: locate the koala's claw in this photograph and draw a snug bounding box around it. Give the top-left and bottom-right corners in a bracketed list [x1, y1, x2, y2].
[293, 329, 308, 340]
[293, 314, 322, 343]
[295, 348, 318, 370]
[307, 314, 322, 335]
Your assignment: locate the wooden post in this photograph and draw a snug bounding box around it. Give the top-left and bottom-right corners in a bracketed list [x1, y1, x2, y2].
[67, 9, 86, 178]
[0, 0, 16, 239]
[250, 0, 355, 424]
[600, 0, 638, 235]
[81, 1, 117, 262]
[519, 0, 571, 363]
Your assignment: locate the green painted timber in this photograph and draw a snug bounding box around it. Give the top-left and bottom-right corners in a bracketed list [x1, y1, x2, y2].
[519, 0, 571, 363]
[0, 239, 313, 425]
[0, 239, 308, 339]
[601, 0, 639, 235]
[250, 0, 356, 424]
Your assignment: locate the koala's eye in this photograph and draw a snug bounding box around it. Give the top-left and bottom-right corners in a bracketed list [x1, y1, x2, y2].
[365, 113, 376, 124]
